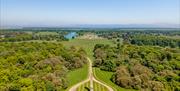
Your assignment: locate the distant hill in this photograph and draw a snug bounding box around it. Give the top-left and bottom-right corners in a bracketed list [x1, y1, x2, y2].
[1, 23, 180, 29]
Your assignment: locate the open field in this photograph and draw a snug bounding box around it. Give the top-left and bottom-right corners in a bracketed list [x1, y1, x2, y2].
[61, 39, 115, 59]
[35, 31, 59, 35]
[77, 33, 104, 39]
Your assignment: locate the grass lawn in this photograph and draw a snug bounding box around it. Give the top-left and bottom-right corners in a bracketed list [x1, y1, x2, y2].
[76, 81, 90, 91]
[75, 81, 109, 91]
[93, 81, 108, 91]
[93, 68, 136, 91]
[65, 64, 89, 91]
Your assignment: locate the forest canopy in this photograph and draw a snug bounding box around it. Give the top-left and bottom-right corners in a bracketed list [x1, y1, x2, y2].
[93, 44, 180, 91]
[0, 42, 87, 90]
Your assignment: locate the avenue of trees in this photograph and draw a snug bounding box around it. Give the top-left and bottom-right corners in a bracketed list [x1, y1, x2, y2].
[93, 44, 180, 91]
[0, 42, 87, 90]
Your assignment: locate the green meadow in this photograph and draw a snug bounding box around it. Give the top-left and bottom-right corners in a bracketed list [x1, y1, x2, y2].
[76, 81, 90, 91]
[66, 64, 89, 90]
[35, 31, 59, 35]
[93, 81, 109, 91]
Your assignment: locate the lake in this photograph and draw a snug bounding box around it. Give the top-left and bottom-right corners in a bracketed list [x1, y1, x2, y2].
[64, 32, 77, 39]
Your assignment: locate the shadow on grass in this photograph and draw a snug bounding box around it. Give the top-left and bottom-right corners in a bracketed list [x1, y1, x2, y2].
[85, 87, 90, 91]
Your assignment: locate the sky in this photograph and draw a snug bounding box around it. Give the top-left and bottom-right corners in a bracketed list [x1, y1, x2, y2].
[0, 0, 180, 28]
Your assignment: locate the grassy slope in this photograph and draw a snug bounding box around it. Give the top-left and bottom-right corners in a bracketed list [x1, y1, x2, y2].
[77, 81, 90, 91]
[93, 81, 108, 91]
[93, 68, 136, 91]
[66, 64, 88, 88]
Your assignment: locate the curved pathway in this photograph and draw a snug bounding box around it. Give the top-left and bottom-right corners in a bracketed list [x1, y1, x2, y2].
[69, 57, 113, 91]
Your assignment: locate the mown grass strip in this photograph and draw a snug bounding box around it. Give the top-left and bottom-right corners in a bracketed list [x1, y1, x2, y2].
[76, 81, 90, 91]
[65, 64, 88, 91]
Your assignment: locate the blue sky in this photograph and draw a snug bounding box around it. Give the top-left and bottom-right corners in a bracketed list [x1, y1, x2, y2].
[0, 0, 180, 27]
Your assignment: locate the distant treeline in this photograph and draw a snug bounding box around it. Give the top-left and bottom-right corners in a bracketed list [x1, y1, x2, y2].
[0, 31, 68, 42]
[93, 30, 180, 48]
[130, 35, 180, 48]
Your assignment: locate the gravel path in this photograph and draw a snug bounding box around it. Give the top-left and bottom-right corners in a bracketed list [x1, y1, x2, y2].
[69, 57, 113, 91]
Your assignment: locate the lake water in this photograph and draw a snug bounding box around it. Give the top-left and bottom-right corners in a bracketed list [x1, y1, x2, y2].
[64, 32, 77, 39]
